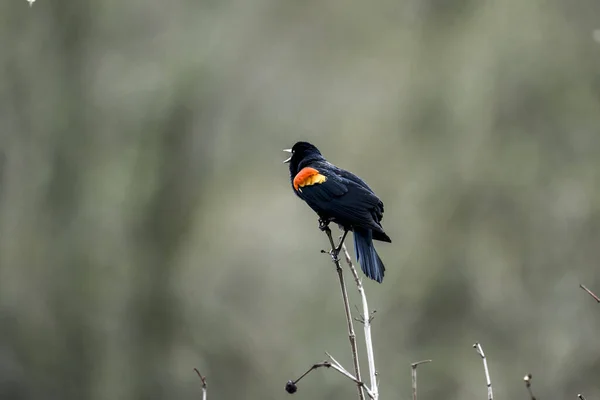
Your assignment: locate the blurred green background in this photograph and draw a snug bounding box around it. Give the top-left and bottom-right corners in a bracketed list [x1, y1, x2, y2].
[1, 0, 600, 399]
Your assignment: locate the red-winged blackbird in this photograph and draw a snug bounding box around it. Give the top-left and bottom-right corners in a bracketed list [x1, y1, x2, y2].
[284, 141, 391, 283]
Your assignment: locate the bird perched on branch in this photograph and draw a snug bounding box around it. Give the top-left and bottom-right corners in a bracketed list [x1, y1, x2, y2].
[283, 141, 391, 283]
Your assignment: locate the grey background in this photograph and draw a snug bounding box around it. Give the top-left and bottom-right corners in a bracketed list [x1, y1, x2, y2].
[1, 1, 600, 399]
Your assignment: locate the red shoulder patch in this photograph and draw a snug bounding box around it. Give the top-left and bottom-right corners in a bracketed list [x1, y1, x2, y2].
[293, 167, 327, 191]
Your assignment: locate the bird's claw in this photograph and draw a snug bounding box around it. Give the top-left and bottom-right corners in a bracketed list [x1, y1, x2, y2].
[321, 248, 340, 262]
[330, 248, 341, 262]
[318, 218, 331, 231]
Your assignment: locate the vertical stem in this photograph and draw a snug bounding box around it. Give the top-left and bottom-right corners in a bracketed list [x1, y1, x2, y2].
[412, 366, 417, 400]
[410, 360, 432, 400]
[342, 245, 378, 399]
[323, 227, 364, 400]
[194, 369, 207, 400]
[473, 343, 493, 400]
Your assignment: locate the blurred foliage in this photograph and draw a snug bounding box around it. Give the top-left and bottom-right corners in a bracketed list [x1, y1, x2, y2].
[1, 0, 600, 399]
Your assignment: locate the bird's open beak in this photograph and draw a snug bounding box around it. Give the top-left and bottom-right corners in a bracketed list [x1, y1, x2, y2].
[283, 148, 292, 163]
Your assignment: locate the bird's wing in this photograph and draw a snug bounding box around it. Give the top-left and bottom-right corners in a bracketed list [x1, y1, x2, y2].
[329, 165, 385, 223]
[332, 164, 375, 192]
[295, 168, 384, 231]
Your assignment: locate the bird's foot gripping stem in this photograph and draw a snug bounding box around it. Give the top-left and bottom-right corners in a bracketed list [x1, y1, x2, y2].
[332, 229, 349, 257]
[319, 224, 349, 262]
[321, 248, 342, 263]
[318, 218, 332, 232]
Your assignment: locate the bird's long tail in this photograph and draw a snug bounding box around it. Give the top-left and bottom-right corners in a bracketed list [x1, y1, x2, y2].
[353, 228, 385, 283]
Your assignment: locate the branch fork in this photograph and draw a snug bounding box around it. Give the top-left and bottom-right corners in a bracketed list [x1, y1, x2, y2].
[286, 219, 379, 399]
[286, 353, 375, 399]
[194, 368, 207, 400]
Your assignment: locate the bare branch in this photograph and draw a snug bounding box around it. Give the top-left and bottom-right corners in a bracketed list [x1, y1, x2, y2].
[285, 361, 330, 393]
[321, 222, 365, 400]
[342, 244, 379, 399]
[473, 343, 493, 400]
[579, 284, 600, 303]
[523, 373, 536, 400]
[285, 357, 374, 399]
[325, 352, 375, 399]
[325, 352, 349, 372]
[411, 360, 432, 400]
[194, 368, 207, 400]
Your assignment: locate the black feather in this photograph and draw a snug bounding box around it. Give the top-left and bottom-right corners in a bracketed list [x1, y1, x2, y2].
[286, 141, 391, 283]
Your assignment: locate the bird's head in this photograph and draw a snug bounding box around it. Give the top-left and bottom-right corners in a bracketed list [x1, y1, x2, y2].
[283, 141, 323, 176]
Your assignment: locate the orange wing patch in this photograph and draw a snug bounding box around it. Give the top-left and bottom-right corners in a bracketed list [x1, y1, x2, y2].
[293, 167, 327, 191]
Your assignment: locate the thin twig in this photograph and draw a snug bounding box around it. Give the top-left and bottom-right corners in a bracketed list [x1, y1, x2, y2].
[523, 373, 536, 400]
[342, 244, 378, 400]
[286, 358, 374, 399]
[194, 368, 207, 400]
[326, 352, 375, 399]
[321, 223, 365, 400]
[411, 360, 432, 400]
[579, 284, 600, 303]
[473, 343, 493, 400]
[286, 361, 330, 392]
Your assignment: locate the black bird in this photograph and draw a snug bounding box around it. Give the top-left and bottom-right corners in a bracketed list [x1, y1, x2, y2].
[284, 141, 391, 283]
